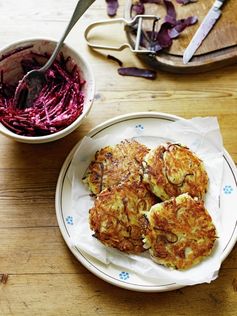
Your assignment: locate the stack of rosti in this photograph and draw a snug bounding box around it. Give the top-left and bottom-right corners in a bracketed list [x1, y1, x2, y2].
[83, 139, 217, 270]
[83, 139, 157, 254]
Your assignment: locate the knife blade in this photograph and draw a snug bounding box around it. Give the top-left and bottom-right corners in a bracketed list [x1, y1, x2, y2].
[183, 0, 226, 64]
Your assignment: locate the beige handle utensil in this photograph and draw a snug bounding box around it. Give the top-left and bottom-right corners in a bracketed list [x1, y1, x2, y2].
[84, 15, 159, 54]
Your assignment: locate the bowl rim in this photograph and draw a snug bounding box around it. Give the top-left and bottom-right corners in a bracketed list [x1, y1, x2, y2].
[0, 37, 95, 143]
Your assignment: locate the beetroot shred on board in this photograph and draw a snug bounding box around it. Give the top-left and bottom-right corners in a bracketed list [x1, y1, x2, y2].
[0, 52, 85, 137]
[131, 0, 198, 52]
[106, 0, 119, 17]
[118, 67, 156, 79]
[176, 0, 197, 5]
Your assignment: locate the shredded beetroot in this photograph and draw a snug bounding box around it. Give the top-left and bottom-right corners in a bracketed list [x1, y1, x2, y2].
[169, 15, 198, 35]
[153, 22, 173, 48]
[131, 0, 162, 15]
[163, 0, 176, 19]
[141, 0, 162, 2]
[130, 0, 197, 53]
[132, 2, 145, 15]
[176, 0, 197, 5]
[118, 67, 156, 79]
[0, 52, 85, 136]
[106, 0, 119, 17]
[107, 54, 123, 66]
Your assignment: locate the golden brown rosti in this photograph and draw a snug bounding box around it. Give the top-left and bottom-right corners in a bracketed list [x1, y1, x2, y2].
[142, 143, 209, 201]
[83, 139, 149, 195]
[89, 182, 157, 254]
[142, 193, 217, 270]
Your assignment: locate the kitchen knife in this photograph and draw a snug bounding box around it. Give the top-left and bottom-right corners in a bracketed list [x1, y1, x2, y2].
[183, 0, 226, 64]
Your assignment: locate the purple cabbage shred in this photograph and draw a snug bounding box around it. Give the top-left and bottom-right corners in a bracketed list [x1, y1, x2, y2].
[0, 52, 85, 137]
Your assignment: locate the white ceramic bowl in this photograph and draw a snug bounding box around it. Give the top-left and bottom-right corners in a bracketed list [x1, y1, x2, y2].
[0, 38, 95, 143]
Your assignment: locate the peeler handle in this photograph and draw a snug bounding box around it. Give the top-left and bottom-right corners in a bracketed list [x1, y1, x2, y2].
[84, 15, 160, 53]
[84, 18, 134, 52]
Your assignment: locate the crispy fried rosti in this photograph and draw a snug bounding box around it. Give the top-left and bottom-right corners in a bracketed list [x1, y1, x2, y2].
[142, 193, 217, 270]
[143, 143, 208, 201]
[89, 182, 157, 254]
[83, 139, 149, 195]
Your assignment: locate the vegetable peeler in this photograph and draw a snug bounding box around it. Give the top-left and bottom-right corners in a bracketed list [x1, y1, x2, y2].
[84, 15, 160, 54]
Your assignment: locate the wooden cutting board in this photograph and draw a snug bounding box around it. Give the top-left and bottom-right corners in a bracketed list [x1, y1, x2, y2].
[125, 0, 237, 73]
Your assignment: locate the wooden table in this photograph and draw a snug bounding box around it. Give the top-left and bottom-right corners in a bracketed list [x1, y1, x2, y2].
[0, 1, 236, 315]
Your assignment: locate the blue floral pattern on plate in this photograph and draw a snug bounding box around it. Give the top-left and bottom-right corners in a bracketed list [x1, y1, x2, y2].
[119, 271, 129, 281]
[135, 124, 144, 134]
[66, 216, 73, 225]
[223, 185, 233, 194]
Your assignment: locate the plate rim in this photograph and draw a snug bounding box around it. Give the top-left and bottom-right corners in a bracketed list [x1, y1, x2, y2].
[55, 111, 237, 292]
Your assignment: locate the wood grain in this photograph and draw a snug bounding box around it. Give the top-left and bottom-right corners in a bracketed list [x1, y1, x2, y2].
[1, 269, 237, 316]
[0, 1, 237, 315]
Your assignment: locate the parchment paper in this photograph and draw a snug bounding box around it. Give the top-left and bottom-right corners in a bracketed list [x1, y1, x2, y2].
[67, 117, 224, 286]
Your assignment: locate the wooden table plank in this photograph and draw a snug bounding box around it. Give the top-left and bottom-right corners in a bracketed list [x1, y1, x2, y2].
[1, 269, 237, 316]
[0, 228, 83, 274]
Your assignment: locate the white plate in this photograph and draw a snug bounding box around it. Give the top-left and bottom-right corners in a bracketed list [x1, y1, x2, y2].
[55, 112, 237, 292]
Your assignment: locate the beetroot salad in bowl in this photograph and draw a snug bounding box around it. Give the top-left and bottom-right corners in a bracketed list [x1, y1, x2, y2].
[0, 38, 95, 143]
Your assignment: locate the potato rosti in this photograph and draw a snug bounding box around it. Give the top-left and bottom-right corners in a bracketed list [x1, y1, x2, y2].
[89, 182, 157, 254]
[143, 143, 208, 201]
[142, 193, 217, 270]
[83, 139, 149, 195]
